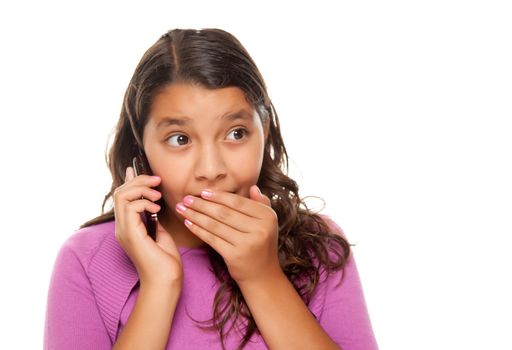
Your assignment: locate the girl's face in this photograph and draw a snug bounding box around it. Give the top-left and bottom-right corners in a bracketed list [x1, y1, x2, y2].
[143, 83, 268, 229]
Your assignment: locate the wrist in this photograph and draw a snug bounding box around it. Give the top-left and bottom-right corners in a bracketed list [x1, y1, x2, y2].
[139, 278, 183, 298]
[136, 265, 183, 290]
[237, 266, 287, 292]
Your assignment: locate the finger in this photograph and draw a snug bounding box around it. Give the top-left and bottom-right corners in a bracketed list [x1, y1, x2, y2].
[116, 199, 161, 240]
[183, 217, 234, 257]
[182, 196, 252, 233]
[115, 174, 161, 200]
[126, 199, 161, 215]
[177, 202, 243, 243]
[125, 166, 161, 186]
[199, 189, 269, 218]
[117, 185, 162, 202]
[249, 185, 272, 207]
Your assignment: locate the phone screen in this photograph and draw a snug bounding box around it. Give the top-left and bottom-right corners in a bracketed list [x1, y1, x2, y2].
[132, 152, 158, 240]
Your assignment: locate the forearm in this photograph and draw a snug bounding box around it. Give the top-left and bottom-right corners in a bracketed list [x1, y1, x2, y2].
[112, 283, 180, 350]
[239, 271, 339, 350]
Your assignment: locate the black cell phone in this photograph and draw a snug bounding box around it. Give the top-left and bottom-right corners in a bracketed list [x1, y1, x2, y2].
[132, 150, 158, 241]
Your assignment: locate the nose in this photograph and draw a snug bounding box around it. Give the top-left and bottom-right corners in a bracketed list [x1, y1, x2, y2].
[193, 144, 227, 183]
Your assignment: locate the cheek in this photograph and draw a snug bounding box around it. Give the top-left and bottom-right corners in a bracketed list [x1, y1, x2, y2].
[149, 157, 190, 206]
[159, 177, 186, 207]
[229, 143, 265, 193]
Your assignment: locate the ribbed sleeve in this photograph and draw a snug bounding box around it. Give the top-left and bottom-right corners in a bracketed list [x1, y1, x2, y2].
[87, 226, 139, 343]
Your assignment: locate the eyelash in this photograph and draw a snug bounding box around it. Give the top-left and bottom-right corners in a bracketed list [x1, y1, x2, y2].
[227, 128, 248, 141]
[165, 128, 249, 147]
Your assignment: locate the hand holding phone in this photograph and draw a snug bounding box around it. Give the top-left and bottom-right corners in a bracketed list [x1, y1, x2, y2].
[132, 151, 158, 241]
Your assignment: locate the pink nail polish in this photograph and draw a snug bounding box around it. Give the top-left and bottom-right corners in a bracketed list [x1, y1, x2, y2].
[176, 203, 186, 213]
[183, 195, 194, 206]
[184, 219, 192, 227]
[201, 190, 213, 199]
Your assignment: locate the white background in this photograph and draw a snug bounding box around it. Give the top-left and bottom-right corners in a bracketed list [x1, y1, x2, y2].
[1, 1, 511, 349]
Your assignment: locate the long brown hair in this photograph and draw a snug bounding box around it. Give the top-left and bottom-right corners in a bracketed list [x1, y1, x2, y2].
[82, 28, 351, 349]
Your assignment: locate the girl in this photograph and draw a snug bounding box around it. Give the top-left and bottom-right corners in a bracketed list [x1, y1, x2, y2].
[44, 28, 378, 350]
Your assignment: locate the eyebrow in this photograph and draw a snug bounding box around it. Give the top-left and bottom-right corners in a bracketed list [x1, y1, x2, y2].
[156, 116, 190, 128]
[156, 109, 254, 129]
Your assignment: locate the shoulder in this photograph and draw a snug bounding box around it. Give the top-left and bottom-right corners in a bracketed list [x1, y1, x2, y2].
[317, 214, 346, 238]
[55, 220, 138, 289]
[60, 220, 117, 268]
[311, 213, 351, 262]
[307, 214, 353, 293]
[59, 219, 136, 277]
[52, 220, 139, 342]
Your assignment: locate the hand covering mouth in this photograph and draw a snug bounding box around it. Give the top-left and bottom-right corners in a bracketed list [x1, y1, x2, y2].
[190, 189, 238, 197]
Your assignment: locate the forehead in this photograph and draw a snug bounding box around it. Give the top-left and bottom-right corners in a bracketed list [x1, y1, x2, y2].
[149, 84, 256, 123]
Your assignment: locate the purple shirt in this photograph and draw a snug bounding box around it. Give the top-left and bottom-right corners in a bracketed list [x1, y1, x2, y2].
[44, 219, 378, 349]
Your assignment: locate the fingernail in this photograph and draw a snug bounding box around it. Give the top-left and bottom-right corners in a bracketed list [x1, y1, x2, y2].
[183, 195, 194, 206]
[176, 203, 186, 214]
[184, 219, 192, 227]
[201, 189, 213, 199]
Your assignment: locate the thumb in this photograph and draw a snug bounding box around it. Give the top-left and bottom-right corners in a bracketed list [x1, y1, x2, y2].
[249, 185, 271, 206]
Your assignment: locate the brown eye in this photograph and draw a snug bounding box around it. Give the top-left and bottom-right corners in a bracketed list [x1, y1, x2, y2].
[167, 134, 189, 147]
[227, 128, 247, 141]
